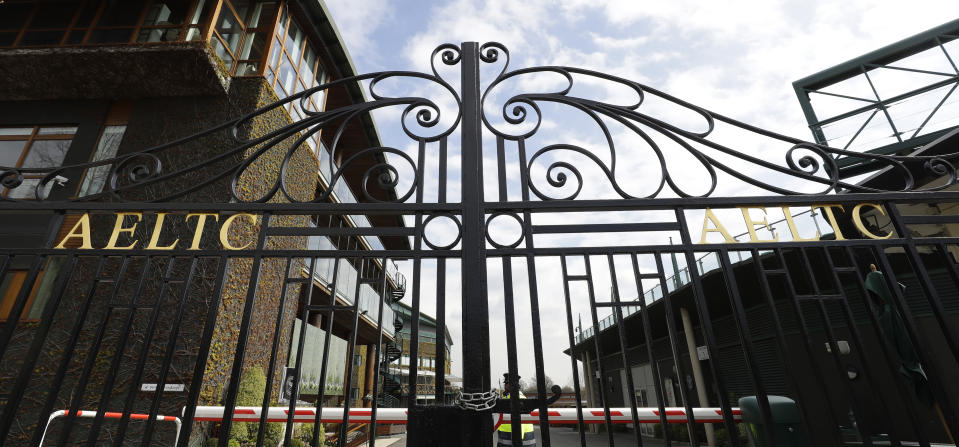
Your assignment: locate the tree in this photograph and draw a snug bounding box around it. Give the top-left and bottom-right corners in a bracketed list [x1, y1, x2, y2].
[522, 374, 554, 395]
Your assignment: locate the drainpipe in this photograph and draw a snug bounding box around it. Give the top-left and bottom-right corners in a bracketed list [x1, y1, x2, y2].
[671, 242, 715, 447]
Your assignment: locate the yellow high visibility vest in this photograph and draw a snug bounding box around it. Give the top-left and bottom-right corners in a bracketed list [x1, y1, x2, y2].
[498, 392, 534, 434]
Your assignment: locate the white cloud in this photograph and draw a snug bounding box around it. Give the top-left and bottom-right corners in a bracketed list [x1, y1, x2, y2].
[323, 0, 394, 64]
[321, 0, 959, 388]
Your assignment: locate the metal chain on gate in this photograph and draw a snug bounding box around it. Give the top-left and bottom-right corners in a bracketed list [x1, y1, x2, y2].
[455, 388, 499, 411]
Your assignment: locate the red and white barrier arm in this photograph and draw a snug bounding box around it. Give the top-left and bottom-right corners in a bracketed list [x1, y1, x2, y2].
[190, 406, 740, 426]
[191, 406, 410, 424]
[521, 407, 742, 424]
[40, 410, 182, 447]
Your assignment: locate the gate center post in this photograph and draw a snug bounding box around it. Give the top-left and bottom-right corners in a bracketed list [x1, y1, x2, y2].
[459, 41, 493, 445]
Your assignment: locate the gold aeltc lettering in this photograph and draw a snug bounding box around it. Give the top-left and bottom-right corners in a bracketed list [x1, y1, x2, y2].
[219, 213, 259, 250]
[145, 213, 179, 250]
[55, 213, 93, 249]
[739, 206, 779, 243]
[699, 208, 737, 244]
[812, 204, 846, 240]
[781, 206, 820, 242]
[105, 212, 142, 249]
[186, 213, 218, 250]
[852, 203, 892, 239]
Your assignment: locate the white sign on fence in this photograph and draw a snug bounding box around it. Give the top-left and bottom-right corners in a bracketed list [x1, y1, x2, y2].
[140, 383, 186, 392]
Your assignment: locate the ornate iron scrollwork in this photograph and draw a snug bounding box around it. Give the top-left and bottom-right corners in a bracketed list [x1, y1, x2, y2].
[3, 42, 958, 203]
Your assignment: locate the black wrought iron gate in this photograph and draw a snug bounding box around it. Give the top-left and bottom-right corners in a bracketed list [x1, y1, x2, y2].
[2, 42, 959, 447]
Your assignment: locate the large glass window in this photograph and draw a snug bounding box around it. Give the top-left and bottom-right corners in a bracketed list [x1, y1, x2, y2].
[0, 126, 77, 199]
[0, 0, 213, 47]
[78, 125, 127, 197]
[207, 0, 277, 76]
[264, 6, 327, 125]
[0, 258, 66, 322]
[287, 319, 347, 397]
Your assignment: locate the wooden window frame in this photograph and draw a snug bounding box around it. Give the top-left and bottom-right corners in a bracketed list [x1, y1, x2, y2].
[0, 1, 215, 49]
[0, 269, 45, 323]
[0, 125, 77, 198]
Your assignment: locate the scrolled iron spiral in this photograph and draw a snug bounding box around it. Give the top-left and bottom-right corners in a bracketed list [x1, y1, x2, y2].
[0, 169, 23, 189]
[109, 153, 163, 191]
[323, 147, 418, 203]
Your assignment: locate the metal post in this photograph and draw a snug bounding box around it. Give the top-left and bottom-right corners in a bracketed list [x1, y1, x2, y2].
[460, 41, 492, 445]
[681, 307, 715, 447]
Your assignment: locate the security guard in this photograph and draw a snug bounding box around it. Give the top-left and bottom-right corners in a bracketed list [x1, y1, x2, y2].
[498, 372, 535, 446]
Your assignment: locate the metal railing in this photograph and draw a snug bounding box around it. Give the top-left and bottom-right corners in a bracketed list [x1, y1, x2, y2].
[577, 208, 827, 343]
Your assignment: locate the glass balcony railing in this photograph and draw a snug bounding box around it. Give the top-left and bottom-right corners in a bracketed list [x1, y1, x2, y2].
[306, 234, 396, 337]
[575, 209, 829, 343]
[317, 141, 386, 251]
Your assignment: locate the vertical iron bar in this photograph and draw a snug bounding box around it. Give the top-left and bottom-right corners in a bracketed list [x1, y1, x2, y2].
[406, 135, 427, 443]
[605, 254, 644, 447]
[0, 210, 63, 360]
[368, 255, 391, 447]
[285, 256, 317, 446]
[515, 135, 552, 445]
[842, 246, 929, 445]
[178, 256, 230, 447]
[629, 252, 672, 446]
[750, 249, 816, 444]
[338, 257, 367, 445]
[86, 256, 157, 447]
[434, 258, 447, 403]
[438, 137, 448, 204]
[0, 255, 47, 356]
[820, 248, 916, 447]
[886, 205, 959, 364]
[559, 256, 588, 446]
[0, 254, 76, 442]
[114, 257, 179, 447]
[459, 40, 492, 446]
[652, 252, 702, 447]
[218, 212, 272, 447]
[59, 256, 132, 447]
[501, 256, 524, 447]
[581, 256, 617, 447]
[875, 249, 959, 436]
[29, 257, 107, 446]
[142, 256, 199, 445]
[311, 250, 344, 447]
[674, 208, 740, 446]
[772, 249, 844, 443]
[256, 257, 298, 447]
[716, 249, 778, 446]
[795, 248, 874, 445]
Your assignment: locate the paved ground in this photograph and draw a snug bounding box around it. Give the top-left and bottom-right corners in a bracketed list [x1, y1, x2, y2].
[367, 427, 688, 447]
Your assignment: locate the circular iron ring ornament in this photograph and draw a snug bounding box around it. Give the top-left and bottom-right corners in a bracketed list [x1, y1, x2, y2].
[484, 212, 525, 249]
[422, 213, 463, 251]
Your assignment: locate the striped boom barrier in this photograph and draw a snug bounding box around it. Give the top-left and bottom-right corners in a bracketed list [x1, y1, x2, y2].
[189, 406, 742, 426]
[40, 410, 182, 446]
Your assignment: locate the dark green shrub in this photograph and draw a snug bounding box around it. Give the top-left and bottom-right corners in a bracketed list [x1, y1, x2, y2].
[204, 438, 219, 447]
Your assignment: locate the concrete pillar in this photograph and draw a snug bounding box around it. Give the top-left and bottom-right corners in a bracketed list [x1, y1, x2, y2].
[681, 307, 714, 447]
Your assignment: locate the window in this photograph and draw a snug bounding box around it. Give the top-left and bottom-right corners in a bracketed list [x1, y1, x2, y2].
[0, 126, 77, 199]
[265, 6, 327, 128]
[0, 0, 214, 48]
[208, 1, 277, 76]
[78, 125, 126, 197]
[0, 258, 66, 322]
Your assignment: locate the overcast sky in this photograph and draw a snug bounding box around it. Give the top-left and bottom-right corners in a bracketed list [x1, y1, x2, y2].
[322, 0, 959, 390]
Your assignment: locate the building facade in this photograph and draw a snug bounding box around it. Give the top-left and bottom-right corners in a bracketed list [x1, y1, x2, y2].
[0, 1, 406, 445]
